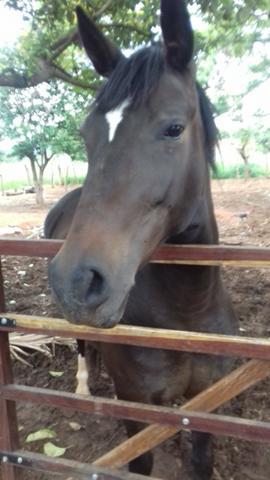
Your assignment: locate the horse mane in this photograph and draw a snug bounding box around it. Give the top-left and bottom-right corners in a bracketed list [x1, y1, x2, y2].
[97, 43, 217, 168]
[196, 82, 218, 169]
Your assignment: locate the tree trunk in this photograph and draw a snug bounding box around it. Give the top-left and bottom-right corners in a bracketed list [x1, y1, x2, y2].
[242, 155, 250, 180]
[35, 182, 44, 206]
[239, 143, 250, 180]
[37, 168, 45, 206]
[24, 164, 32, 186]
[0, 174, 4, 195]
[29, 158, 45, 206]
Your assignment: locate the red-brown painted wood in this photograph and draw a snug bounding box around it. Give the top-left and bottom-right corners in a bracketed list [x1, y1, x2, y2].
[0, 258, 21, 480]
[1, 384, 270, 444]
[0, 449, 160, 479]
[0, 257, 5, 311]
[0, 238, 270, 266]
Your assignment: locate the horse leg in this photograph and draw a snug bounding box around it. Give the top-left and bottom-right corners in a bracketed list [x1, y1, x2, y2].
[191, 432, 214, 480]
[124, 420, 153, 476]
[75, 340, 90, 395]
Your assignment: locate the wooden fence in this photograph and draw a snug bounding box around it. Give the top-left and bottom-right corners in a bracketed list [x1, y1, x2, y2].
[1, 238, 270, 479]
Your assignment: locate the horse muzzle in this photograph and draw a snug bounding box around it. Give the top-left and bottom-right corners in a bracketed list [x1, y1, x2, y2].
[49, 255, 133, 328]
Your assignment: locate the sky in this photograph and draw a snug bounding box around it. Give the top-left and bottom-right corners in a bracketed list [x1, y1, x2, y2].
[0, 5, 26, 45]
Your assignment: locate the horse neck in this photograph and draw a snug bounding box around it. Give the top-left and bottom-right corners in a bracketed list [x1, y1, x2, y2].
[170, 176, 218, 246]
[149, 183, 221, 318]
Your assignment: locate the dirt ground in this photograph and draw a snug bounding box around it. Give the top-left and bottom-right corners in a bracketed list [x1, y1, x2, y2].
[0, 179, 270, 480]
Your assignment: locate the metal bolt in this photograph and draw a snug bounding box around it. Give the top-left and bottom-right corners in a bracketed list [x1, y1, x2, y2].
[2, 456, 8, 463]
[182, 417, 190, 426]
[0, 317, 8, 325]
[17, 457, 23, 464]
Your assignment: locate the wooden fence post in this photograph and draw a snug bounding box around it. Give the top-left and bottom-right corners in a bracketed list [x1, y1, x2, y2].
[0, 256, 22, 480]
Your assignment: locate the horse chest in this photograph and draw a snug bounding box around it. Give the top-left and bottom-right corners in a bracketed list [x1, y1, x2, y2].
[101, 344, 194, 404]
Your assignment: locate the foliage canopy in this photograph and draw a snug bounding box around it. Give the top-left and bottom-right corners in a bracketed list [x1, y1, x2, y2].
[1, 0, 269, 92]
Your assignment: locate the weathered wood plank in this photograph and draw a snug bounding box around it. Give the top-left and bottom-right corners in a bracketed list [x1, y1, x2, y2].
[0, 449, 161, 479]
[1, 384, 270, 444]
[0, 257, 21, 480]
[0, 257, 5, 311]
[94, 359, 270, 468]
[0, 238, 270, 267]
[2, 313, 270, 360]
[154, 244, 270, 266]
[0, 238, 61, 258]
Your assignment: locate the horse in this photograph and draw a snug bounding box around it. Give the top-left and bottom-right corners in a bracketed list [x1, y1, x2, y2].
[47, 1, 238, 478]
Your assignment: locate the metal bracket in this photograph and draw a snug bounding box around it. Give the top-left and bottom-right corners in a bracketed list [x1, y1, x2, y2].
[0, 452, 29, 467]
[0, 317, 16, 328]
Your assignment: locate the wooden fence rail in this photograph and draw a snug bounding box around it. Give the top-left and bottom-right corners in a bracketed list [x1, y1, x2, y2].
[1, 238, 270, 479]
[2, 382, 270, 444]
[2, 312, 270, 360]
[1, 238, 270, 266]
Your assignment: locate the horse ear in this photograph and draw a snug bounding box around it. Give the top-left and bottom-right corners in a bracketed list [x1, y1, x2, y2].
[76, 6, 124, 77]
[160, 0, 194, 71]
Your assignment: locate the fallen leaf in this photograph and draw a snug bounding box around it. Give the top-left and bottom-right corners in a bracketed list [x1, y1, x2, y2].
[49, 371, 64, 377]
[44, 442, 66, 457]
[26, 428, 56, 443]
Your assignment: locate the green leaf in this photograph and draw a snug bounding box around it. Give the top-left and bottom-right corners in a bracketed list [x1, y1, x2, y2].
[25, 428, 56, 443]
[49, 371, 64, 377]
[43, 442, 66, 458]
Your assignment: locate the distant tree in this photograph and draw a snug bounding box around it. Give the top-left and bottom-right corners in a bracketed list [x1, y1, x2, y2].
[0, 82, 86, 204]
[252, 111, 270, 155]
[234, 128, 252, 178]
[220, 106, 270, 178]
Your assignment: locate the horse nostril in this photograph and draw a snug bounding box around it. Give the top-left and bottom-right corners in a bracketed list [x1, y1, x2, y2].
[84, 267, 108, 308]
[86, 269, 103, 299]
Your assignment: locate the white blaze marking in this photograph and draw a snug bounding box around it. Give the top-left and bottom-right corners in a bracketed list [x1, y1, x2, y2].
[105, 98, 130, 142]
[75, 354, 90, 396]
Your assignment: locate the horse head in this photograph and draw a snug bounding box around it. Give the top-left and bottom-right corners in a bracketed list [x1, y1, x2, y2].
[49, 0, 216, 327]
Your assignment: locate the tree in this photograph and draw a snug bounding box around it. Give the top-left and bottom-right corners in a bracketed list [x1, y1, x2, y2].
[0, 82, 86, 204]
[0, 0, 269, 92]
[218, 101, 270, 178]
[1, 0, 269, 188]
[196, 32, 269, 175]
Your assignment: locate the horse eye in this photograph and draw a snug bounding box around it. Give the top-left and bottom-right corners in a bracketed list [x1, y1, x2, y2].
[164, 124, 184, 139]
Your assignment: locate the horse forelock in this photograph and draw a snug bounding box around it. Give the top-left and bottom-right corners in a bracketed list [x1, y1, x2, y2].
[96, 43, 165, 112]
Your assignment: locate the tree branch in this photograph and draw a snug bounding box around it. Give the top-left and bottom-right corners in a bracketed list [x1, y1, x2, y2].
[99, 21, 151, 38]
[93, 0, 114, 19]
[50, 63, 100, 90]
[0, 59, 100, 90]
[50, 20, 150, 62]
[51, 29, 79, 61]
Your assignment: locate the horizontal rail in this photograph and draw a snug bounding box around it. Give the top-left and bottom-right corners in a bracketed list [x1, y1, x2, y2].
[2, 313, 270, 360]
[1, 238, 270, 267]
[2, 384, 270, 444]
[0, 450, 158, 480]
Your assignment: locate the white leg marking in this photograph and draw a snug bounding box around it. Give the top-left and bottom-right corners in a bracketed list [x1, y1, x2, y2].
[105, 98, 130, 142]
[75, 354, 90, 396]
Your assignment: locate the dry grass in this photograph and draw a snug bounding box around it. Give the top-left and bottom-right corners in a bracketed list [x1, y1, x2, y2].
[9, 333, 76, 365]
